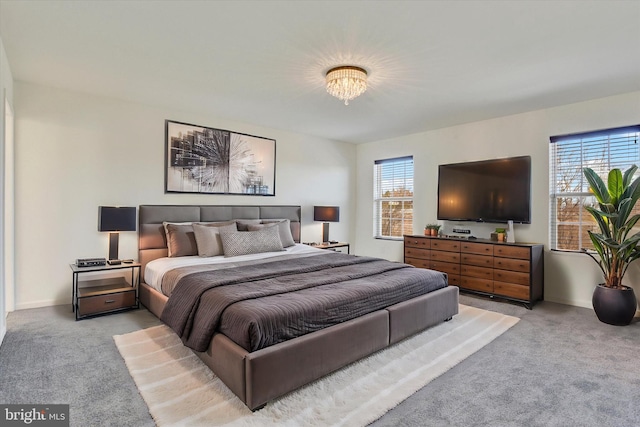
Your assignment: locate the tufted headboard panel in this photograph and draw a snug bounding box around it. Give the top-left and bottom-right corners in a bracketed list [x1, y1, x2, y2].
[138, 204, 301, 282]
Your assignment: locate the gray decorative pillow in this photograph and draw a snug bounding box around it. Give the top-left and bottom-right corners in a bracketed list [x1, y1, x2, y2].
[248, 219, 296, 247]
[220, 226, 284, 257]
[163, 221, 236, 257]
[193, 222, 238, 257]
[164, 223, 197, 257]
[235, 219, 262, 231]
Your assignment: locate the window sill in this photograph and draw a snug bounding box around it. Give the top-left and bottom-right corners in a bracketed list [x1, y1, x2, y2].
[374, 236, 404, 241]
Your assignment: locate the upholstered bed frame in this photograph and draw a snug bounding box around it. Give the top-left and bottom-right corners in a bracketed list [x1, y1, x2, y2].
[137, 204, 459, 410]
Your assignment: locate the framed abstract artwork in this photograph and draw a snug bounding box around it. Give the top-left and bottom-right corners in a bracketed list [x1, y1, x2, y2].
[165, 120, 276, 195]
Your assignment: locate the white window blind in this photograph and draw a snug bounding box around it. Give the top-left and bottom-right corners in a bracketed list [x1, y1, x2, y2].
[549, 125, 640, 251]
[373, 156, 414, 239]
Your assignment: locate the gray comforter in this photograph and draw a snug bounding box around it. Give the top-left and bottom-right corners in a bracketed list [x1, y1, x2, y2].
[161, 252, 448, 352]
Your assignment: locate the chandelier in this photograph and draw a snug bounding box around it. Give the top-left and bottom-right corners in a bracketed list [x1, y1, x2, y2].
[325, 66, 368, 105]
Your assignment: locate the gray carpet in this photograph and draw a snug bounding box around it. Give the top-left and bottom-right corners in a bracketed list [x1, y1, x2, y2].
[1, 295, 638, 426]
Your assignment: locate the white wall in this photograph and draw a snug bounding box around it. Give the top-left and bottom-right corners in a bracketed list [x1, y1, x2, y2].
[355, 91, 640, 309]
[0, 34, 15, 344]
[14, 82, 356, 309]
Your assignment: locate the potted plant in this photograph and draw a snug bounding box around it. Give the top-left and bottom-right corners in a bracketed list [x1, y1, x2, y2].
[424, 224, 440, 236]
[582, 165, 640, 325]
[495, 227, 506, 242]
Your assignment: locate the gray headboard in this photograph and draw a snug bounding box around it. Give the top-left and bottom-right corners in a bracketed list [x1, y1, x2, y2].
[138, 204, 302, 281]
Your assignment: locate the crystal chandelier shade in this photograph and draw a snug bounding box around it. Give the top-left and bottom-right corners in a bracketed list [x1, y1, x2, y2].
[325, 66, 368, 105]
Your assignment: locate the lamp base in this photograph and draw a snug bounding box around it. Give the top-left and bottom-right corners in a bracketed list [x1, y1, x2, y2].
[322, 222, 330, 244]
[108, 232, 120, 264]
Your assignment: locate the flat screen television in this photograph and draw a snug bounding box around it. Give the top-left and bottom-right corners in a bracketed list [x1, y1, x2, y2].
[437, 156, 531, 224]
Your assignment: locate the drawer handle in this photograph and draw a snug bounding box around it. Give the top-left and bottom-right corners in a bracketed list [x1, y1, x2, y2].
[105, 299, 116, 304]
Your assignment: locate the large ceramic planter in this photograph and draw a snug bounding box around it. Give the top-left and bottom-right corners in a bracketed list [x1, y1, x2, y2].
[592, 284, 637, 326]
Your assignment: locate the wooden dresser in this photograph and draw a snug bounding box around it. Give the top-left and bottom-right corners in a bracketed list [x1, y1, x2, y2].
[404, 235, 544, 308]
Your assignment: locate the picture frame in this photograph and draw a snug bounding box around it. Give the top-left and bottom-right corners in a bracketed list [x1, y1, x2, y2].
[165, 120, 276, 196]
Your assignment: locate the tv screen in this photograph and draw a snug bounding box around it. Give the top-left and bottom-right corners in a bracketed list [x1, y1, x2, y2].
[437, 156, 531, 224]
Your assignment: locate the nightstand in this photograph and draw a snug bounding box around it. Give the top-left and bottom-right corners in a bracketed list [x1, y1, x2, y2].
[70, 262, 140, 320]
[307, 242, 350, 254]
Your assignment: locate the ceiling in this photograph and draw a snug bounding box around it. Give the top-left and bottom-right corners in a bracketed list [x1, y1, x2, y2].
[1, 1, 639, 144]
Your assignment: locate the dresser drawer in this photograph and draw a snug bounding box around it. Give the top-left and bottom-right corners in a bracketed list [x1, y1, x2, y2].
[404, 236, 430, 249]
[430, 250, 460, 263]
[405, 247, 430, 260]
[78, 290, 136, 316]
[493, 269, 530, 286]
[460, 242, 493, 255]
[494, 282, 530, 300]
[430, 239, 460, 252]
[447, 274, 461, 286]
[461, 253, 493, 268]
[405, 257, 431, 269]
[494, 245, 530, 260]
[461, 264, 493, 280]
[430, 260, 460, 275]
[494, 257, 530, 273]
[460, 276, 493, 293]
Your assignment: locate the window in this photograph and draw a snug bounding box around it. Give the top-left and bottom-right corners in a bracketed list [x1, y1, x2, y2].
[373, 156, 413, 239]
[549, 125, 640, 251]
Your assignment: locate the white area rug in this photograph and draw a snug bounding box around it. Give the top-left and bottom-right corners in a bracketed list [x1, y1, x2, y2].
[114, 304, 518, 426]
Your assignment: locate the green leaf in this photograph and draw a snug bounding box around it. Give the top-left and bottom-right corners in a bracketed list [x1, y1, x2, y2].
[587, 232, 609, 270]
[615, 198, 633, 230]
[584, 168, 610, 204]
[622, 165, 638, 188]
[607, 168, 623, 204]
[584, 206, 612, 237]
[621, 175, 640, 210]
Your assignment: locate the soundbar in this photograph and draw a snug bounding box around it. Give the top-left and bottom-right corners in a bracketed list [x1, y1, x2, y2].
[76, 257, 106, 267]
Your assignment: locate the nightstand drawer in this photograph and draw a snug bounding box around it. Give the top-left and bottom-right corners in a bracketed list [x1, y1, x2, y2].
[78, 289, 136, 316]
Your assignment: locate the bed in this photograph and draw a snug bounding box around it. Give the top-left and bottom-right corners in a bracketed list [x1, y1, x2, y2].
[138, 204, 459, 410]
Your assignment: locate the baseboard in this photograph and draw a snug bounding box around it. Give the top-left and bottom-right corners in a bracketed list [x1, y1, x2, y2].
[544, 295, 592, 310]
[547, 296, 640, 318]
[15, 298, 68, 311]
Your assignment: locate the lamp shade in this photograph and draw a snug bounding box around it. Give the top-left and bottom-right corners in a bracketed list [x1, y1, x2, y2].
[314, 206, 340, 222]
[98, 206, 136, 232]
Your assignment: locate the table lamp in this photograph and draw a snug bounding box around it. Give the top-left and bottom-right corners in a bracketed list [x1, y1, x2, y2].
[314, 206, 340, 244]
[98, 206, 136, 265]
